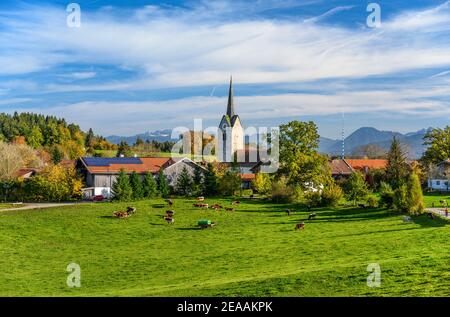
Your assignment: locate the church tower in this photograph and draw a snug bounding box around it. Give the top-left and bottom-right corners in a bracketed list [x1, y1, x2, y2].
[218, 77, 244, 162]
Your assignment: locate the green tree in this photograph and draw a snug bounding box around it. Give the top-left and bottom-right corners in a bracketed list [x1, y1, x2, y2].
[343, 172, 370, 205]
[421, 126, 450, 165]
[219, 170, 241, 196]
[204, 163, 218, 196]
[279, 120, 332, 189]
[129, 171, 143, 200]
[116, 141, 132, 157]
[111, 169, 132, 201]
[385, 137, 409, 189]
[157, 169, 170, 198]
[251, 173, 272, 195]
[394, 176, 425, 215]
[192, 166, 205, 195]
[142, 171, 158, 198]
[26, 126, 44, 149]
[50, 146, 64, 165]
[175, 167, 193, 196]
[85, 128, 95, 150]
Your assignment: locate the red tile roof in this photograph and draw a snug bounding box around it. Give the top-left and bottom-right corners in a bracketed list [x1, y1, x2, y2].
[82, 157, 173, 174]
[240, 173, 256, 181]
[345, 159, 387, 170]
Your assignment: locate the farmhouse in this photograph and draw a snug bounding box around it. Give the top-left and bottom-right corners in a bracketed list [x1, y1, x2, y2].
[428, 159, 450, 192]
[77, 156, 206, 199]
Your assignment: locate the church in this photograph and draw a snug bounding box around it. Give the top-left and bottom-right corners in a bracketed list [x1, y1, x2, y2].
[217, 77, 245, 162]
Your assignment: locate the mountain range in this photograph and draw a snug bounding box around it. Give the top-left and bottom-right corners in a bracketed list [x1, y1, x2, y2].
[106, 127, 430, 159]
[319, 127, 430, 159]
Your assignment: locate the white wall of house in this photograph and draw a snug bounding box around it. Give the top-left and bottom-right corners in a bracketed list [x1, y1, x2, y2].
[428, 179, 450, 191]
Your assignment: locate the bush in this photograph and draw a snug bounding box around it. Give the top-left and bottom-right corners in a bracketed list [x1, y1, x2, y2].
[393, 184, 409, 212]
[304, 190, 322, 207]
[251, 173, 272, 195]
[367, 196, 379, 208]
[241, 189, 253, 197]
[379, 182, 394, 208]
[271, 177, 296, 203]
[321, 182, 343, 207]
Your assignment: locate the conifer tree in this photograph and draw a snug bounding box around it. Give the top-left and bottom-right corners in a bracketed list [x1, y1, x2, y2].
[386, 137, 409, 189]
[129, 171, 143, 200]
[157, 169, 170, 198]
[203, 163, 218, 196]
[176, 167, 193, 196]
[142, 171, 158, 198]
[111, 169, 132, 201]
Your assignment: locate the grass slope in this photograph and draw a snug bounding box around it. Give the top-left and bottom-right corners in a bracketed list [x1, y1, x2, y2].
[0, 197, 448, 297]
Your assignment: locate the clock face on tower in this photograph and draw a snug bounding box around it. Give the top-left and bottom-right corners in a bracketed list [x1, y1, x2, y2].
[222, 123, 227, 129]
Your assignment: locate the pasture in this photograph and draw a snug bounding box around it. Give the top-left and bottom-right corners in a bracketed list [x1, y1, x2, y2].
[0, 197, 448, 296]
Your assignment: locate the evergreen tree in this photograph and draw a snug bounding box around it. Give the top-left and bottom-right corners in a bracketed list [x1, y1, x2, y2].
[85, 128, 95, 149]
[192, 167, 204, 195]
[116, 141, 132, 157]
[50, 146, 64, 165]
[385, 137, 409, 189]
[406, 172, 425, 215]
[129, 171, 143, 200]
[203, 163, 218, 196]
[142, 171, 158, 198]
[157, 169, 170, 198]
[343, 172, 370, 205]
[176, 167, 193, 196]
[111, 169, 132, 201]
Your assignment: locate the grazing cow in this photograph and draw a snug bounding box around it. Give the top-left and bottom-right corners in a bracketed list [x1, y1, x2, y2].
[403, 216, 412, 223]
[166, 210, 175, 217]
[225, 207, 234, 212]
[197, 196, 205, 202]
[113, 211, 129, 218]
[250, 194, 254, 199]
[165, 199, 174, 207]
[194, 203, 209, 208]
[295, 222, 305, 230]
[358, 204, 366, 209]
[427, 212, 435, 220]
[308, 213, 316, 220]
[126, 206, 136, 215]
[164, 217, 175, 224]
[285, 209, 291, 216]
[232, 200, 240, 205]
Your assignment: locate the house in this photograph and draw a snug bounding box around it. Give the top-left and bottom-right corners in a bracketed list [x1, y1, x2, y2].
[428, 160, 450, 192]
[14, 168, 38, 179]
[76, 156, 206, 199]
[345, 159, 388, 173]
[329, 159, 354, 180]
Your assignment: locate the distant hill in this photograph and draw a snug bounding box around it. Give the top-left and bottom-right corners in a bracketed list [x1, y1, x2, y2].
[106, 129, 175, 144]
[319, 127, 431, 159]
[109, 126, 430, 159]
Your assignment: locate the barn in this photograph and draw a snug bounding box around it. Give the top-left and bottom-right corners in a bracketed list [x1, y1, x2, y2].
[77, 156, 205, 199]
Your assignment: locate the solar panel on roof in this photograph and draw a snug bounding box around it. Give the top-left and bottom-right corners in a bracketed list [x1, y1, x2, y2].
[83, 157, 142, 167]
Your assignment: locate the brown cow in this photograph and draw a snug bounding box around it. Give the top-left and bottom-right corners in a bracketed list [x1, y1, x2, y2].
[295, 222, 305, 230]
[225, 207, 234, 212]
[113, 211, 129, 218]
[165, 199, 174, 206]
[197, 196, 205, 202]
[231, 200, 240, 205]
[166, 210, 175, 217]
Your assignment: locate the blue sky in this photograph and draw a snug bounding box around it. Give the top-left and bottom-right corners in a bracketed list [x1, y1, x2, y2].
[0, 0, 449, 138]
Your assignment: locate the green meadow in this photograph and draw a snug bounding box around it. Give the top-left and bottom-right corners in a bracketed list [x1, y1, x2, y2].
[0, 197, 448, 297]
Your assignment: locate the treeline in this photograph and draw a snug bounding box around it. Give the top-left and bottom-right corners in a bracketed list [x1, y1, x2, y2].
[0, 112, 115, 160]
[0, 164, 83, 202]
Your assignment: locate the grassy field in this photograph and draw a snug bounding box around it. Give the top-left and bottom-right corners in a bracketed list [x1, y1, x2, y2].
[424, 192, 450, 208]
[0, 197, 448, 297]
